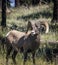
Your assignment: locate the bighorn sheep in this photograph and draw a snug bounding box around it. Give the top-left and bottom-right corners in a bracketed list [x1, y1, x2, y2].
[0, 20, 49, 65]
[4, 24, 40, 65]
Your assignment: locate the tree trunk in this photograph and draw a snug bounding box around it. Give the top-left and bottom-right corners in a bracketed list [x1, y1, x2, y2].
[1, 0, 6, 27]
[15, 0, 20, 7]
[51, 0, 58, 23]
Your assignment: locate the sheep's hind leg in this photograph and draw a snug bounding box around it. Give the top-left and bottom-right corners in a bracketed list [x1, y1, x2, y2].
[12, 50, 18, 65]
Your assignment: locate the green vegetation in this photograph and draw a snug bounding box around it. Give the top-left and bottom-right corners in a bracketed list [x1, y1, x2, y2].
[7, 4, 53, 24]
[0, 54, 55, 65]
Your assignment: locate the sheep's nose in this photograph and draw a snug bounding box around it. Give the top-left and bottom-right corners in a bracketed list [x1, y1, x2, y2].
[31, 30, 36, 35]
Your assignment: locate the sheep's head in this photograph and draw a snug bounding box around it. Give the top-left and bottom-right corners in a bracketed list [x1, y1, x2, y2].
[31, 24, 40, 35]
[26, 21, 49, 34]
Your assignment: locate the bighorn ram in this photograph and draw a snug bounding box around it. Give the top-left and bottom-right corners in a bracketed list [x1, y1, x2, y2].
[4, 22, 40, 65]
[0, 21, 49, 65]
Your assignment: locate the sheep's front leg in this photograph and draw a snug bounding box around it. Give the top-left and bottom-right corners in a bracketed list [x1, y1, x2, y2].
[23, 52, 27, 65]
[12, 50, 18, 65]
[32, 52, 35, 65]
[6, 47, 12, 65]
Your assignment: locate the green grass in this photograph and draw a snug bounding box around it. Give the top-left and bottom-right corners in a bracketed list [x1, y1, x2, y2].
[0, 53, 55, 65]
[6, 4, 53, 24]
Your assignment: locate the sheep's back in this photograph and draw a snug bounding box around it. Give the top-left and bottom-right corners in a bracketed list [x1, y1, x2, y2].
[6, 30, 25, 44]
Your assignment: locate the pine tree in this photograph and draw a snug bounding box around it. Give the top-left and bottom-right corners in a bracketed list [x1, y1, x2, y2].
[1, 0, 6, 27]
[51, 0, 58, 23]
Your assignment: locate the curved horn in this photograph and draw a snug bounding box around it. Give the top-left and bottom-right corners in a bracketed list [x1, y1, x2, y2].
[26, 21, 33, 33]
[40, 21, 49, 33]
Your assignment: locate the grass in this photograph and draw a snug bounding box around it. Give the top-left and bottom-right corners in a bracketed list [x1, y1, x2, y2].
[0, 3, 58, 65]
[0, 52, 55, 65]
[6, 4, 53, 24]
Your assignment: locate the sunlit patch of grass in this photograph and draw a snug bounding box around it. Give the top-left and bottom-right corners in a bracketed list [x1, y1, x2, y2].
[7, 4, 52, 23]
[41, 32, 58, 42]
